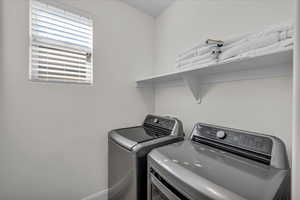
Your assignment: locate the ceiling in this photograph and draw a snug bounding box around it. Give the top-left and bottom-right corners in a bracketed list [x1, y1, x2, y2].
[122, 0, 175, 17]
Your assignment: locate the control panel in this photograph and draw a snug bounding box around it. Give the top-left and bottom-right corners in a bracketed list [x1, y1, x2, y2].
[144, 115, 176, 131]
[192, 123, 273, 156]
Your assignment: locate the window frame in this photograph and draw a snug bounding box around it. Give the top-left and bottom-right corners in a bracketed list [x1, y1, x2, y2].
[29, 0, 94, 85]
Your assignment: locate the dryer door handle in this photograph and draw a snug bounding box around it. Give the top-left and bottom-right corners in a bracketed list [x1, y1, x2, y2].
[150, 174, 182, 200]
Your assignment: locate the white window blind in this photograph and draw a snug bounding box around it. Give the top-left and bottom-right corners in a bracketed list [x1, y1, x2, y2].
[30, 0, 93, 84]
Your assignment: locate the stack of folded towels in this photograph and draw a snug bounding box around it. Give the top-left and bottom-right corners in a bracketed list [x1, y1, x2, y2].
[176, 22, 294, 69]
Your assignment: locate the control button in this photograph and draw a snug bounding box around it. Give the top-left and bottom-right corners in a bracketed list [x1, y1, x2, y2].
[194, 162, 203, 168]
[216, 130, 226, 139]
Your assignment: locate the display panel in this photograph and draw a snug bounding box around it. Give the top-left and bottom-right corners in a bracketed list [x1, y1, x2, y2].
[194, 125, 273, 155]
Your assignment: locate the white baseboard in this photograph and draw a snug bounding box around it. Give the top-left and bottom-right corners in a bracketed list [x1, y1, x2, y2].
[81, 189, 108, 200]
[82, 171, 131, 200]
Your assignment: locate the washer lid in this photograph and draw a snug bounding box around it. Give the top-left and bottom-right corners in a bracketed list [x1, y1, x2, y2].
[117, 126, 165, 142]
[109, 115, 182, 150]
[149, 141, 289, 200]
[109, 126, 168, 150]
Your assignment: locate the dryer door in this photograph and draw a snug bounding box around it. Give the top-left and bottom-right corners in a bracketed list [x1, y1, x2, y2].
[150, 175, 181, 200]
[149, 169, 189, 200]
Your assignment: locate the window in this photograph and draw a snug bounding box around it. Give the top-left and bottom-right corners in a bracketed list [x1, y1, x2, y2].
[30, 0, 93, 84]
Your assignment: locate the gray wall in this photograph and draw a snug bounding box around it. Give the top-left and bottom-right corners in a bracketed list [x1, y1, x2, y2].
[153, 0, 294, 161]
[0, 0, 154, 199]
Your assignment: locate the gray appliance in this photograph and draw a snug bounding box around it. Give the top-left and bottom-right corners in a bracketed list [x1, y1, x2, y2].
[148, 123, 290, 200]
[108, 114, 185, 200]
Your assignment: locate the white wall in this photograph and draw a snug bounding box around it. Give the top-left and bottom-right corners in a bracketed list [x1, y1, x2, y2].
[0, 0, 296, 199]
[293, 1, 300, 199]
[153, 0, 294, 161]
[0, 0, 154, 199]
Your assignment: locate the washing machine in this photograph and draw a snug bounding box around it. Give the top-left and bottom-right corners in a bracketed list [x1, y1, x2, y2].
[148, 123, 290, 200]
[108, 114, 185, 200]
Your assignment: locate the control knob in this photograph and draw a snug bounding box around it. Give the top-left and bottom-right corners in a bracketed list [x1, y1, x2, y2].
[216, 130, 226, 139]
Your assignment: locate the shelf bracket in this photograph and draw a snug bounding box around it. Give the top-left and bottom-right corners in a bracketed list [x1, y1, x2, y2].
[182, 73, 202, 104]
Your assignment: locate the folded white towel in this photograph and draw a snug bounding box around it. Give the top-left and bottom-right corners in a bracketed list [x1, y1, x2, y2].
[222, 45, 293, 65]
[176, 34, 247, 61]
[239, 38, 293, 58]
[177, 51, 215, 67]
[279, 29, 294, 40]
[180, 58, 217, 69]
[219, 32, 281, 60]
[177, 42, 208, 60]
[175, 21, 294, 70]
[256, 22, 293, 37]
[240, 22, 293, 43]
[176, 45, 214, 62]
[177, 56, 216, 68]
[222, 22, 293, 51]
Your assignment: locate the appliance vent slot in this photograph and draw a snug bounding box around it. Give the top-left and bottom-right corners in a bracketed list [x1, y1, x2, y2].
[192, 135, 271, 165]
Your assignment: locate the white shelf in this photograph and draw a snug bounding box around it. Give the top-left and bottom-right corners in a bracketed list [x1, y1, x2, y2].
[136, 49, 293, 103]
